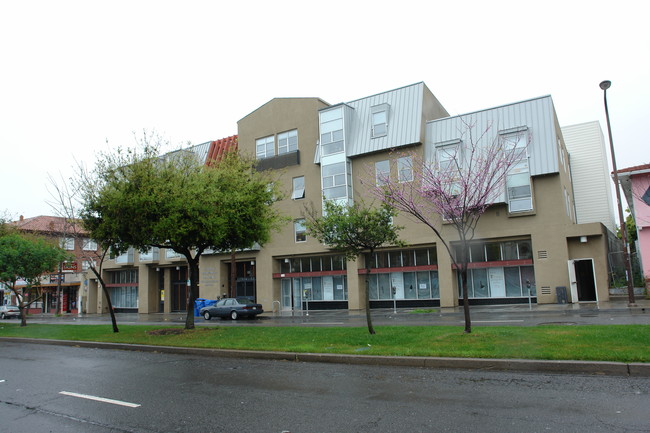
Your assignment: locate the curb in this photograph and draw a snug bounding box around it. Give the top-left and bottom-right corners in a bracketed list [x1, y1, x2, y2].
[2, 337, 649, 377]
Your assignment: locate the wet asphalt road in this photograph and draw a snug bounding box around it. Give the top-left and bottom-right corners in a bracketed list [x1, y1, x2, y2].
[1, 342, 649, 433]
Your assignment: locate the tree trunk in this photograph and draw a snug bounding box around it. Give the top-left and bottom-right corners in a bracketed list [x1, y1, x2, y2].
[230, 249, 237, 298]
[19, 303, 27, 327]
[364, 252, 376, 335]
[100, 283, 119, 333]
[184, 256, 200, 330]
[461, 266, 471, 333]
[91, 267, 119, 333]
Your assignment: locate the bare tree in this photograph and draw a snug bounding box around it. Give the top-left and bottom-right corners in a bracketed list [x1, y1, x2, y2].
[365, 120, 526, 333]
[48, 169, 119, 333]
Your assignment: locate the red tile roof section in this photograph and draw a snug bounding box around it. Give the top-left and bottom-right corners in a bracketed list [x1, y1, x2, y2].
[206, 135, 237, 165]
[11, 215, 87, 235]
[616, 163, 650, 174]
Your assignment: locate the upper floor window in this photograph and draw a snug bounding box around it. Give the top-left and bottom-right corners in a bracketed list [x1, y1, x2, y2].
[294, 219, 306, 242]
[60, 237, 74, 250]
[320, 108, 344, 156]
[375, 160, 390, 185]
[82, 238, 98, 251]
[278, 129, 298, 155]
[437, 144, 460, 172]
[322, 162, 347, 200]
[398, 156, 413, 182]
[501, 130, 532, 213]
[292, 176, 305, 200]
[371, 104, 389, 138]
[506, 161, 532, 212]
[256, 135, 275, 159]
[500, 130, 528, 161]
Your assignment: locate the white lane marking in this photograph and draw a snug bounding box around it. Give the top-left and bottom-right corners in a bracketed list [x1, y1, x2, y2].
[0, 379, 5, 383]
[59, 391, 141, 408]
[470, 320, 525, 323]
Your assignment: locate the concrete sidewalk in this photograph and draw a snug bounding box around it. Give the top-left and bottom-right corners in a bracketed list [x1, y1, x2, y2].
[20, 297, 650, 327]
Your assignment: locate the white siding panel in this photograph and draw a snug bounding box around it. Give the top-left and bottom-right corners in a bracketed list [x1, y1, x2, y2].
[561, 121, 616, 232]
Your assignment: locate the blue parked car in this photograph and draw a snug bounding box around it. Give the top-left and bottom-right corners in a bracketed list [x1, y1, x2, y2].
[200, 298, 263, 320]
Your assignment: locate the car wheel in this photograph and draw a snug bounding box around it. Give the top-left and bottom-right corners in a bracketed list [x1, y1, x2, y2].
[1, 313, 5, 319]
[203, 311, 211, 320]
[230, 310, 238, 320]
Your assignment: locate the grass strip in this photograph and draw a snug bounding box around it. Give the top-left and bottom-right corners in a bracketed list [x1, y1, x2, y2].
[0, 323, 648, 363]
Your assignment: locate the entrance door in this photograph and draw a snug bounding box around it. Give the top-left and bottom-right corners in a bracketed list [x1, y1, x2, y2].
[280, 278, 302, 311]
[568, 259, 597, 302]
[227, 261, 257, 300]
[171, 267, 188, 312]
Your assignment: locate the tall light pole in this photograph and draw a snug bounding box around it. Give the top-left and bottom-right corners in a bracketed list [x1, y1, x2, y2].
[599, 80, 636, 306]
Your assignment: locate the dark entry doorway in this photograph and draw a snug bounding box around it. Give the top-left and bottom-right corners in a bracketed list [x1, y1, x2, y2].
[227, 261, 257, 300]
[574, 259, 597, 302]
[171, 267, 188, 312]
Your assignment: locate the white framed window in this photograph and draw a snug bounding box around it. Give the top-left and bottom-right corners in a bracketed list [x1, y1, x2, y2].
[320, 108, 344, 156]
[60, 237, 74, 250]
[398, 156, 413, 182]
[500, 130, 528, 162]
[371, 104, 389, 138]
[294, 219, 306, 242]
[292, 176, 305, 200]
[375, 160, 390, 185]
[506, 161, 533, 212]
[256, 135, 275, 159]
[82, 260, 96, 271]
[437, 145, 459, 172]
[278, 129, 298, 155]
[82, 238, 98, 251]
[322, 162, 347, 200]
[501, 130, 532, 213]
[372, 111, 387, 137]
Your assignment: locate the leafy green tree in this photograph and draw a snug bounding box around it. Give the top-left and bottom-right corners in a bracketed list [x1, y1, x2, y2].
[0, 232, 69, 326]
[80, 140, 282, 329]
[305, 200, 404, 334]
[205, 155, 287, 298]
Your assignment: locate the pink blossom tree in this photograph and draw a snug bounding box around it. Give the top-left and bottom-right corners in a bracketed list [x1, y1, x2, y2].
[365, 120, 527, 333]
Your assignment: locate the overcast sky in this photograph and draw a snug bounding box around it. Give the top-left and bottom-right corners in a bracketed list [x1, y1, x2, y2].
[1, 0, 648, 219]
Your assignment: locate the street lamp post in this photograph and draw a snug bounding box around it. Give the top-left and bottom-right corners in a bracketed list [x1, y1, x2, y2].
[599, 80, 636, 306]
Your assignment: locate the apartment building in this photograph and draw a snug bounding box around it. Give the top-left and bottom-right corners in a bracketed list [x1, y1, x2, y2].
[8, 215, 100, 313]
[94, 83, 616, 314]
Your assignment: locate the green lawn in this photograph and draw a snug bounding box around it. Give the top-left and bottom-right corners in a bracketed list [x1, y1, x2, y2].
[0, 323, 648, 363]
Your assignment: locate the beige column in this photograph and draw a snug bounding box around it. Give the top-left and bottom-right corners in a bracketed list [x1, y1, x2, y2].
[346, 256, 363, 310]
[163, 268, 172, 313]
[437, 244, 458, 308]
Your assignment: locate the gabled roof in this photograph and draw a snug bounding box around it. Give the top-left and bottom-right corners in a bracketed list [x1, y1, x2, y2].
[206, 135, 238, 164]
[11, 215, 85, 236]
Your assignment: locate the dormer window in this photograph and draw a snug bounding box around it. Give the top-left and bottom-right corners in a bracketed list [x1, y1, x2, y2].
[371, 104, 389, 138]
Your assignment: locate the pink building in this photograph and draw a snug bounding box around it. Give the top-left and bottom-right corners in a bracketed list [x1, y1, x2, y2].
[618, 164, 650, 289]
